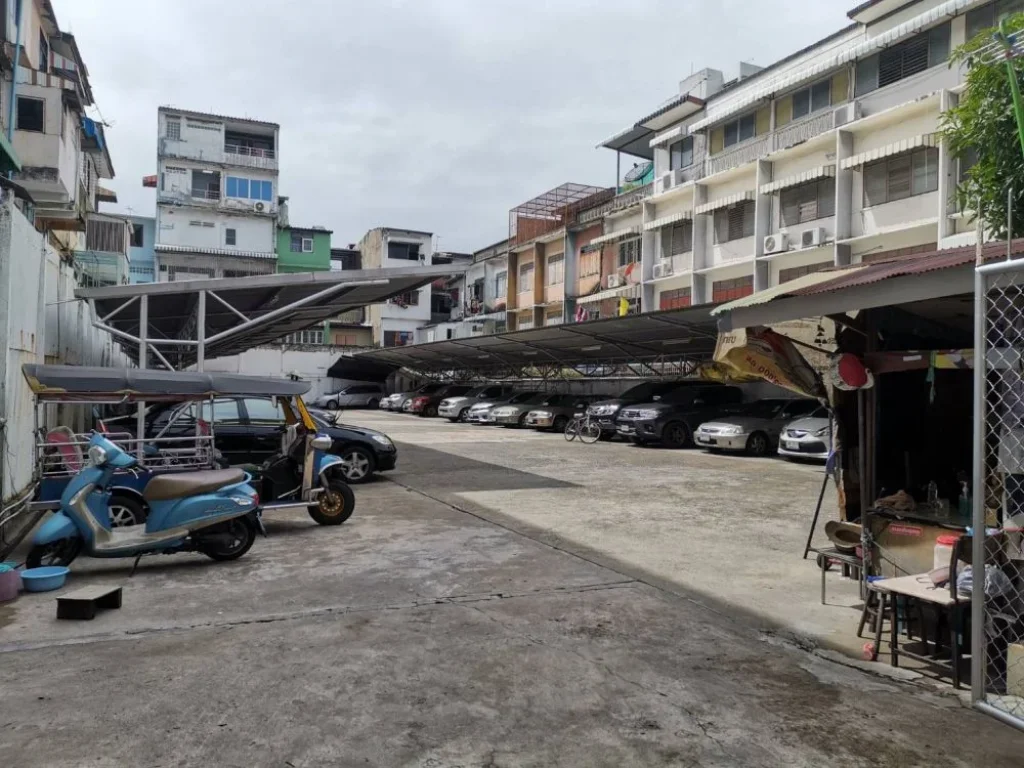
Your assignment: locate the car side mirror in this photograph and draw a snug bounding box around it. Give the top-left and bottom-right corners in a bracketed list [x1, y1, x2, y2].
[311, 435, 332, 450]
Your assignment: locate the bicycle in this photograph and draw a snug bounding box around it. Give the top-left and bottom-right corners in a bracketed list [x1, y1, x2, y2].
[564, 412, 602, 444]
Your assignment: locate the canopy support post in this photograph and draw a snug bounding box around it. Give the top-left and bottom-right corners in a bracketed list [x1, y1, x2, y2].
[196, 290, 206, 372]
[136, 295, 148, 463]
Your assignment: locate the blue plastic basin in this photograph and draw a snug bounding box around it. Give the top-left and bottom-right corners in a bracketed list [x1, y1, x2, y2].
[21, 566, 69, 592]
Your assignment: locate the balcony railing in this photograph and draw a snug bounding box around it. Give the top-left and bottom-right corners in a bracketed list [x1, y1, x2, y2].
[578, 183, 653, 223]
[773, 110, 835, 152]
[191, 188, 221, 201]
[706, 134, 772, 176]
[224, 143, 278, 170]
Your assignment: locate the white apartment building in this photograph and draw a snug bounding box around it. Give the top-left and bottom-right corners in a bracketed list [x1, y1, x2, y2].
[594, 0, 997, 313]
[417, 239, 509, 342]
[154, 107, 280, 281]
[357, 227, 434, 346]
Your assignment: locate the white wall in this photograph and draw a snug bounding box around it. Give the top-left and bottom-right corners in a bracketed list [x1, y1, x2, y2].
[159, 110, 226, 164]
[12, 83, 80, 200]
[157, 205, 274, 252]
[202, 346, 350, 401]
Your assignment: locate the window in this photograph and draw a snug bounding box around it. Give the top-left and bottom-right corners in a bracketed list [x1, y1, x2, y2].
[659, 287, 692, 310]
[855, 24, 950, 96]
[959, 146, 980, 183]
[199, 398, 241, 425]
[712, 276, 754, 302]
[723, 112, 756, 149]
[225, 228, 236, 246]
[243, 398, 285, 424]
[780, 179, 835, 227]
[387, 242, 421, 260]
[669, 136, 694, 170]
[494, 271, 507, 298]
[130, 224, 144, 249]
[38, 32, 48, 72]
[225, 176, 272, 201]
[967, 0, 1024, 42]
[863, 147, 938, 207]
[618, 238, 640, 268]
[790, 79, 832, 120]
[282, 330, 324, 345]
[547, 254, 564, 285]
[290, 232, 305, 252]
[661, 221, 693, 257]
[390, 290, 419, 306]
[165, 117, 181, 141]
[191, 170, 220, 200]
[518, 261, 534, 288]
[16, 97, 43, 132]
[383, 330, 414, 347]
[713, 201, 756, 243]
[579, 248, 601, 276]
[779, 262, 830, 283]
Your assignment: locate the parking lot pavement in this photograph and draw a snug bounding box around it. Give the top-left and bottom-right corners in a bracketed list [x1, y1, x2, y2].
[2, 417, 1022, 765]
[351, 411, 865, 654]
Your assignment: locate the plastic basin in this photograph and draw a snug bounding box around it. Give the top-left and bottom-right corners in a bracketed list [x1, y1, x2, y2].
[20, 566, 69, 592]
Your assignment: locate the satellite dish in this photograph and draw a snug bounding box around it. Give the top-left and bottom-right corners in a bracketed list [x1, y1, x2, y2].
[623, 161, 653, 184]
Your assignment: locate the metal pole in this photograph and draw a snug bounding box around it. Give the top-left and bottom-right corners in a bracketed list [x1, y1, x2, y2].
[136, 295, 148, 463]
[196, 290, 206, 372]
[1009, 186, 1014, 260]
[971, 269, 987, 705]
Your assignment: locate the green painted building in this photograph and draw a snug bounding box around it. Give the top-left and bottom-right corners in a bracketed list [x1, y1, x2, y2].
[276, 225, 333, 272]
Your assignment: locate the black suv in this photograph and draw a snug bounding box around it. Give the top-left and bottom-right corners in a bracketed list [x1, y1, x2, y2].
[135, 396, 397, 484]
[615, 384, 743, 448]
[586, 381, 721, 438]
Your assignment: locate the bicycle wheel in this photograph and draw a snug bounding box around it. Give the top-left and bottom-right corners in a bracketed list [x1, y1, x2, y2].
[578, 421, 602, 444]
[564, 418, 579, 441]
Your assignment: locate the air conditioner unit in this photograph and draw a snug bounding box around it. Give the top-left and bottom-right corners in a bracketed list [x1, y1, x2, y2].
[254, 201, 266, 213]
[302, 237, 314, 253]
[652, 259, 674, 279]
[656, 172, 674, 194]
[763, 232, 788, 255]
[801, 227, 826, 249]
[833, 101, 861, 127]
[606, 273, 623, 289]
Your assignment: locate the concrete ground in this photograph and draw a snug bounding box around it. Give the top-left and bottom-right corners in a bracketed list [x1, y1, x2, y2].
[0, 411, 1021, 766]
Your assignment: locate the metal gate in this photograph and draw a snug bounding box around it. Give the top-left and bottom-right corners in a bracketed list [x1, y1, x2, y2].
[973, 260, 1024, 729]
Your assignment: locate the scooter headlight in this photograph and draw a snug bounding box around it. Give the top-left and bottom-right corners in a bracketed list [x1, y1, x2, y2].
[88, 445, 108, 466]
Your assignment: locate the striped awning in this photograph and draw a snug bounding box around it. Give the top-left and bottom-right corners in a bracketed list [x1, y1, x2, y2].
[759, 165, 836, 195]
[576, 282, 641, 305]
[840, 133, 939, 170]
[588, 225, 642, 247]
[644, 210, 693, 231]
[694, 190, 755, 215]
[154, 243, 278, 261]
[650, 124, 686, 148]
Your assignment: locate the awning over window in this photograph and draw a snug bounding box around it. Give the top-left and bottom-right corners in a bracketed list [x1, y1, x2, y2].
[650, 124, 686, 148]
[759, 165, 836, 195]
[644, 210, 693, 231]
[840, 133, 939, 170]
[588, 225, 642, 247]
[576, 282, 641, 305]
[154, 243, 278, 261]
[694, 190, 755, 216]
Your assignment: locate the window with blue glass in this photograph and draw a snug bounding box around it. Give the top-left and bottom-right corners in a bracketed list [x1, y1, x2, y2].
[226, 176, 272, 201]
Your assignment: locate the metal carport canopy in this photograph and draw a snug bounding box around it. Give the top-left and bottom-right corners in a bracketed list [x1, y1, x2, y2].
[353, 303, 720, 376]
[75, 265, 463, 369]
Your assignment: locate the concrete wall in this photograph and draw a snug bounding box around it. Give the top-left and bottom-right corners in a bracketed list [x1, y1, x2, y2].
[129, 215, 156, 282]
[201, 346, 358, 401]
[156, 206, 275, 253]
[12, 82, 81, 199]
[0, 195, 126, 542]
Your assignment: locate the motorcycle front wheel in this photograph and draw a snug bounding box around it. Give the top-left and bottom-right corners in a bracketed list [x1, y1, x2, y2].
[307, 479, 355, 526]
[198, 517, 256, 561]
[26, 537, 82, 568]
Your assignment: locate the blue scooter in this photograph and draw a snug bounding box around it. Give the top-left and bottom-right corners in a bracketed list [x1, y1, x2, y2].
[27, 432, 264, 568]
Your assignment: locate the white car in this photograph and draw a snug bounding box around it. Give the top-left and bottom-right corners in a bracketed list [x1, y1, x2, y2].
[438, 385, 515, 422]
[777, 409, 832, 461]
[314, 384, 385, 410]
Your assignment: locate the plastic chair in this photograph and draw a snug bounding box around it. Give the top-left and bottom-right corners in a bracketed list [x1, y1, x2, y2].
[45, 427, 83, 473]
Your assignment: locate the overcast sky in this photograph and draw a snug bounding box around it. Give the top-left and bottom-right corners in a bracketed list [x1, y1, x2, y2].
[61, 0, 852, 252]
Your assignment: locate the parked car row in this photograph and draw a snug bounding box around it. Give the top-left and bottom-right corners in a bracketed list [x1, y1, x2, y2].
[378, 379, 831, 461]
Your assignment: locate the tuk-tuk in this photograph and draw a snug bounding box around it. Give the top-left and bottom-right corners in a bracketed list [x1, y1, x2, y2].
[23, 364, 355, 528]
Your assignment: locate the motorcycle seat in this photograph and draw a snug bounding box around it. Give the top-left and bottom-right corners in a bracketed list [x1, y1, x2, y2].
[143, 468, 245, 502]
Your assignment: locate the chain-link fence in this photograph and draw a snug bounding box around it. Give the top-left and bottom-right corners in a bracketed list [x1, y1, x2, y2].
[973, 262, 1024, 730]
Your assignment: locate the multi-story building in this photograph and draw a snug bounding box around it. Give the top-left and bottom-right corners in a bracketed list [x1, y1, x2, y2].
[128, 215, 156, 284]
[4, 0, 114, 238]
[330, 246, 361, 271]
[154, 106, 279, 281]
[454, 238, 509, 336]
[596, 0, 989, 313]
[357, 227, 434, 346]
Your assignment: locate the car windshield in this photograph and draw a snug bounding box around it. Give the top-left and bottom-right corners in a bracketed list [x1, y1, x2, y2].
[804, 407, 830, 420]
[736, 400, 791, 419]
[508, 391, 540, 403]
[417, 383, 446, 394]
[522, 393, 553, 405]
[620, 382, 686, 401]
[442, 385, 473, 396]
[462, 386, 487, 397]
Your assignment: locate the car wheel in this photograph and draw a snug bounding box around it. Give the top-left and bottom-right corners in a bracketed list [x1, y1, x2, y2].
[661, 422, 691, 449]
[458, 408, 470, 422]
[746, 432, 771, 457]
[340, 446, 376, 483]
[424, 405, 438, 418]
[518, 412, 529, 427]
[631, 437, 646, 446]
[367, 398, 379, 409]
[552, 415, 568, 432]
[325, 400, 339, 411]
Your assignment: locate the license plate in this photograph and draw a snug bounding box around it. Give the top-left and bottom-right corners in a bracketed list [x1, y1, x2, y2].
[783, 440, 798, 450]
[619, 425, 634, 434]
[704, 438, 717, 445]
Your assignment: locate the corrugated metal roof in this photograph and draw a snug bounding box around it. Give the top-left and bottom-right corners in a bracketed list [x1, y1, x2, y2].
[710, 268, 859, 315]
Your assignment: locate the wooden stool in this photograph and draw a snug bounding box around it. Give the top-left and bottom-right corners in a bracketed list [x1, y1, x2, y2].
[56, 585, 122, 620]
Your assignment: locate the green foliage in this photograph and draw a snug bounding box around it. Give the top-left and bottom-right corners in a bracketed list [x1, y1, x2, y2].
[940, 13, 1024, 239]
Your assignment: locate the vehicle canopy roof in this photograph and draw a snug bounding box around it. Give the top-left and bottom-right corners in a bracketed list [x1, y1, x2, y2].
[22, 364, 311, 402]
